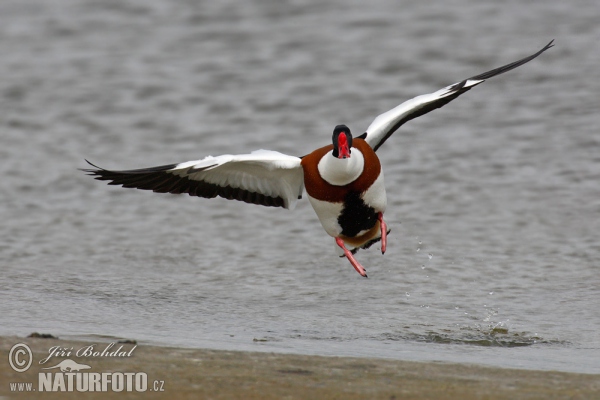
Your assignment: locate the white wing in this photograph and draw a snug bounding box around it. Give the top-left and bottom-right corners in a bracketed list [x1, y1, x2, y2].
[362, 40, 554, 151]
[84, 149, 304, 210]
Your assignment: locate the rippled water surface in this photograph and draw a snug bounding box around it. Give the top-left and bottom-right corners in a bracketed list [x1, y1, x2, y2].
[1, 0, 599, 373]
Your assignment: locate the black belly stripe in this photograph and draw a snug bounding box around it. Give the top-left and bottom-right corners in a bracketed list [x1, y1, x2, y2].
[338, 191, 378, 237]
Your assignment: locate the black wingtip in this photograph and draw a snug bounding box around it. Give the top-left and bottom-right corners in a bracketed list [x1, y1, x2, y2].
[79, 159, 104, 174]
[83, 159, 102, 169]
[467, 39, 555, 82]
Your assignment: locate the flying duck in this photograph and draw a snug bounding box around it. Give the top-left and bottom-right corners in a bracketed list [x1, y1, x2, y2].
[83, 41, 553, 277]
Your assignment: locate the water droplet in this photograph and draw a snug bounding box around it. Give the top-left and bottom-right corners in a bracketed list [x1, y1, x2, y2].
[421, 265, 425, 269]
[428, 253, 433, 260]
[489, 292, 494, 295]
[416, 247, 420, 252]
[405, 292, 410, 297]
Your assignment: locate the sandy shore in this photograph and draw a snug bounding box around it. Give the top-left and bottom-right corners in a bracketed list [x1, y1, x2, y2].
[1, 335, 597, 399]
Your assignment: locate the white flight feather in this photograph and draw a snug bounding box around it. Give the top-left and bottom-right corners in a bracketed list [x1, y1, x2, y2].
[364, 79, 483, 150]
[168, 150, 304, 209]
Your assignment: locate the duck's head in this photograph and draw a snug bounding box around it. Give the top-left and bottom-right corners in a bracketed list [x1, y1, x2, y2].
[332, 125, 352, 159]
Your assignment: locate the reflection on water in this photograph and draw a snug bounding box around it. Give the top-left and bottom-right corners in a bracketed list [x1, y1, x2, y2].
[1, 0, 599, 373]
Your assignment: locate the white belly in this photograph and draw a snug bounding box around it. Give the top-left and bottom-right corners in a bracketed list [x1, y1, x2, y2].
[307, 195, 344, 238]
[306, 171, 387, 239]
[361, 171, 387, 213]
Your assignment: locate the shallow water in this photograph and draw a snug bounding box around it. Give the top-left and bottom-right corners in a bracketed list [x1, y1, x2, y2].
[1, 0, 599, 374]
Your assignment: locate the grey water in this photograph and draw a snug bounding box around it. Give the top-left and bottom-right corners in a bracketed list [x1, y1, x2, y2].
[1, 0, 599, 374]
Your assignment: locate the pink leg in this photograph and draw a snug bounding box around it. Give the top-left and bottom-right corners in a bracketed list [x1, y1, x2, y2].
[378, 212, 387, 255]
[335, 237, 368, 278]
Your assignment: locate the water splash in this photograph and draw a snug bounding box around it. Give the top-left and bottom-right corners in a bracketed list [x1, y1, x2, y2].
[378, 327, 565, 348]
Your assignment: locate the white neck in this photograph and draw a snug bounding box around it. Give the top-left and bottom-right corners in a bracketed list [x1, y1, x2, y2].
[317, 148, 365, 186]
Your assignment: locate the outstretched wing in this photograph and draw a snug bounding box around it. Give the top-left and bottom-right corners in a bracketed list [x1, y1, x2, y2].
[361, 40, 554, 152]
[83, 150, 305, 209]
